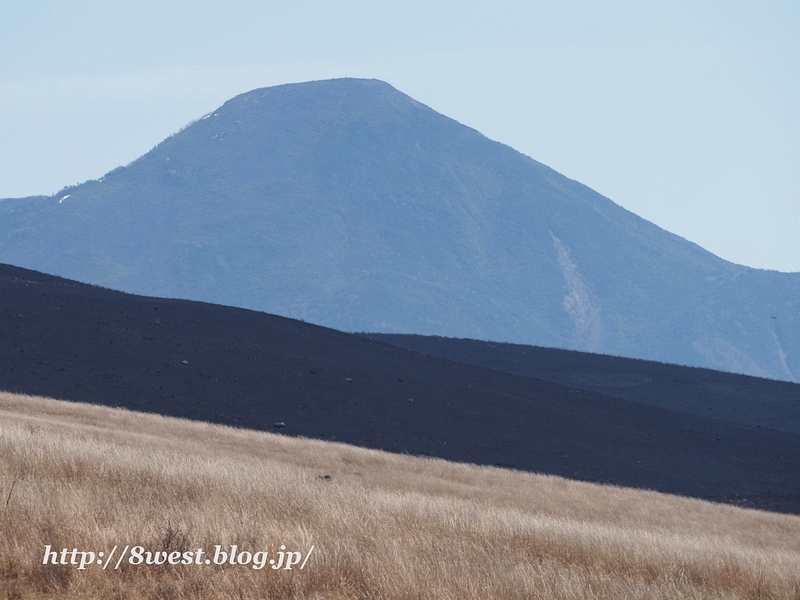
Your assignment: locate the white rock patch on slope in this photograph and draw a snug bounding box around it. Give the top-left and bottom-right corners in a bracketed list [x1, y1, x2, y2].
[550, 231, 604, 352]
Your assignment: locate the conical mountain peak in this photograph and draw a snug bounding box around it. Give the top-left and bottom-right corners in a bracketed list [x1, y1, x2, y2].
[1, 79, 798, 381]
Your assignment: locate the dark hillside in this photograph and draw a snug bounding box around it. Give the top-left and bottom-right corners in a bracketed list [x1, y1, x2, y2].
[366, 334, 800, 434]
[2, 263, 799, 514]
[1, 79, 798, 380]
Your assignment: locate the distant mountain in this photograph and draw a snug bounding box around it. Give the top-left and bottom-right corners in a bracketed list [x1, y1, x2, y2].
[1, 78, 798, 380]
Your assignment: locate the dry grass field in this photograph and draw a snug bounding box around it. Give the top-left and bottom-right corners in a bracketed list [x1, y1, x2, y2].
[1, 391, 799, 599]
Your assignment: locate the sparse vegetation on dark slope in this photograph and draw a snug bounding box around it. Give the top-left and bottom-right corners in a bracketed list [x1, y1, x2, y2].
[2, 263, 800, 514]
[0, 79, 798, 380]
[365, 334, 800, 434]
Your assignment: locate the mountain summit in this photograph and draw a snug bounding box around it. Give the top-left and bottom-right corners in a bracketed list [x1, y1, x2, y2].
[1, 78, 798, 380]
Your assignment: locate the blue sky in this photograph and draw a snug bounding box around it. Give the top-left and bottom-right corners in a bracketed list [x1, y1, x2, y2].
[1, 1, 798, 271]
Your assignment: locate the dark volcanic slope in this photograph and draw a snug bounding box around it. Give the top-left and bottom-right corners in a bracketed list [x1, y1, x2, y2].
[366, 334, 800, 435]
[1, 78, 799, 381]
[2, 264, 800, 514]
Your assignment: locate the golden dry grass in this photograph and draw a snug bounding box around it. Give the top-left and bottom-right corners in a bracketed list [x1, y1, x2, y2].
[1, 390, 799, 599]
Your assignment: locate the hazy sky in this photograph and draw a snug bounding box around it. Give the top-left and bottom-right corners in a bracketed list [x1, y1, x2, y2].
[2, 1, 798, 271]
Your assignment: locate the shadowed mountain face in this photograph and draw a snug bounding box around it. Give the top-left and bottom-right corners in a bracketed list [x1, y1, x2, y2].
[2, 263, 800, 514]
[1, 78, 798, 380]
